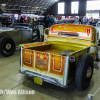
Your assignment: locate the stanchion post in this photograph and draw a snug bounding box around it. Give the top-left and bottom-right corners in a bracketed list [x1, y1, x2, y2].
[88, 94, 93, 100]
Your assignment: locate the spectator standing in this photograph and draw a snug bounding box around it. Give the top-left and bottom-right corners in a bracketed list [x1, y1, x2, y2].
[43, 14, 53, 29]
[89, 17, 93, 25]
[49, 15, 55, 27]
[79, 17, 82, 24]
[20, 16, 24, 23]
[87, 17, 89, 24]
[83, 16, 87, 25]
[27, 16, 31, 23]
[74, 17, 79, 24]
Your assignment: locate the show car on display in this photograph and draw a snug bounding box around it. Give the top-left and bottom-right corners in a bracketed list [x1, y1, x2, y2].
[0, 23, 43, 57]
[19, 24, 100, 91]
[58, 18, 78, 24]
[96, 21, 100, 45]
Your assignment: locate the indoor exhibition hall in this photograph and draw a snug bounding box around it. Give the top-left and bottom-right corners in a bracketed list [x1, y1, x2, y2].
[0, 0, 100, 100]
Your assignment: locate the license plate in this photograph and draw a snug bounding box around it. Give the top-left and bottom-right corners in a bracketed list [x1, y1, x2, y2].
[34, 77, 43, 85]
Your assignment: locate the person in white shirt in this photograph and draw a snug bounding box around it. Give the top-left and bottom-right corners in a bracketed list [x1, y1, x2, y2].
[83, 17, 87, 25]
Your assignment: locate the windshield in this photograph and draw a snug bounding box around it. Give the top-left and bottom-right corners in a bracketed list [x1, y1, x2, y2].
[49, 24, 95, 41]
[58, 32, 79, 36]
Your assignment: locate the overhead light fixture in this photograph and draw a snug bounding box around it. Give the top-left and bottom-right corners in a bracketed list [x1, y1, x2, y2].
[1, 4, 6, 6]
[1, 4, 6, 11]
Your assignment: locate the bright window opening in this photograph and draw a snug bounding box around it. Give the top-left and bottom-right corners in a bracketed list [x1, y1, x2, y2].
[71, 1, 79, 14]
[58, 2, 65, 14]
[87, 1, 100, 10]
[86, 13, 99, 18]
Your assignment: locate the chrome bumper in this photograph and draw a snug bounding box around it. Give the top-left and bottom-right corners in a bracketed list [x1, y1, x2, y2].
[19, 70, 67, 88]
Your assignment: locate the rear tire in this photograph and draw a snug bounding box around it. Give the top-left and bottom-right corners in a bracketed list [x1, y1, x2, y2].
[0, 36, 16, 57]
[75, 53, 94, 91]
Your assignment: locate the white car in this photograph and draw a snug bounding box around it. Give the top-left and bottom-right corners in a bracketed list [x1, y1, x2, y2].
[0, 23, 43, 57]
[96, 22, 100, 45]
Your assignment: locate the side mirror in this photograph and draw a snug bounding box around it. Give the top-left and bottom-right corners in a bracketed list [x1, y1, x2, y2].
[44, 28, 49, 42]
[44, 28, 49, 35]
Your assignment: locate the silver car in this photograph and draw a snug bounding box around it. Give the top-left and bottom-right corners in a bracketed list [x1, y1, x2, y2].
[0, 24, 42, 57]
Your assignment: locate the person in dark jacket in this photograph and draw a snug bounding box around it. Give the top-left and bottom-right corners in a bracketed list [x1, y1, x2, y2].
[79, 17, 82, 24]
[43, 14, 53, 29]
[89, 17, 93, 25]
[20, 16, 24, 23]
[49, 15, 55, 27]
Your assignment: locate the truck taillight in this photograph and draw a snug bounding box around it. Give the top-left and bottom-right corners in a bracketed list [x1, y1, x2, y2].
[87, 28, 90, 36]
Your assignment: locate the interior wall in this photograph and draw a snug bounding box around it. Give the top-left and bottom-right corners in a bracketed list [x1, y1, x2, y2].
[79, 1, 86, 16]
[47, 0, 87, 16]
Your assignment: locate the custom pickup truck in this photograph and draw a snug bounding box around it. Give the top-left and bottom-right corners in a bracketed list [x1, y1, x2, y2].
[20, 24, 99, 91]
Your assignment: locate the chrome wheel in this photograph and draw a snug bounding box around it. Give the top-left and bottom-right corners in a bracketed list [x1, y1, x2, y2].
[0, 36, 16, 57]
[87, 66, 92, 78]
[6, 43, 11, 50]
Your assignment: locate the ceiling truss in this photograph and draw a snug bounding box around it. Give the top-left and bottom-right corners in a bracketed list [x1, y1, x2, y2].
[0, 0, 59, 14]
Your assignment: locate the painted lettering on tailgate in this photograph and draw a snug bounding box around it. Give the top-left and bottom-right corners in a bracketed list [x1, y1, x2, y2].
[35, 51, 49, 71]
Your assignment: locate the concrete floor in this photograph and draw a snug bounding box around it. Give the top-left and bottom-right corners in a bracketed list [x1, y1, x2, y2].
[0, 51, 100, 100]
